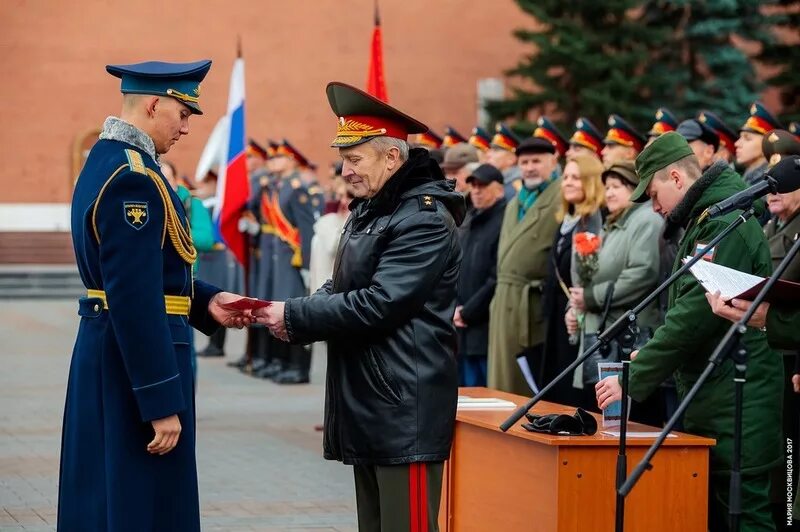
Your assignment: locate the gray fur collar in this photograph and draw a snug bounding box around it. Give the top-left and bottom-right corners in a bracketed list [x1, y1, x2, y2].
[99, 116, 158, 163]
[664, 160, 728, 236]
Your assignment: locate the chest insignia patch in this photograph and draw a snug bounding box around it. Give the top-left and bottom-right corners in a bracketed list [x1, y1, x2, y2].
[124, 201, 149, 230]
[695, 242, 715, 262]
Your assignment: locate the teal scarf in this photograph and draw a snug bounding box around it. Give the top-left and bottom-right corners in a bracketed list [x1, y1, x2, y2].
[518, 179, 552, 220]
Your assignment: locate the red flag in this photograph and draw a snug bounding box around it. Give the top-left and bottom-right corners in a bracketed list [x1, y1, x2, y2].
[366, 1, 388, 102]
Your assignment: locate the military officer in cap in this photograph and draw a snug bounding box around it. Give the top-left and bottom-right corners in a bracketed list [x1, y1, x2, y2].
[736, 101, 784, 186]
[237, 141, 285, 376]
[268, 140, 317, 384]
[488, 136, 562, 395]
[533, 116, 568, 159]
[257, 81, 465, 532]
[647, 107, 679, 139]
[567, 117, 604, 161]
[442, 125, 468, 148]
[602, 114, 646, 167]
[488, 122, 522, 199]
[698, 110, 739, 165]
[596, 132, 782, 531]
[60, 59, 255, 532]
[415, 128, 443, 149]
[469, 125, 492, 162]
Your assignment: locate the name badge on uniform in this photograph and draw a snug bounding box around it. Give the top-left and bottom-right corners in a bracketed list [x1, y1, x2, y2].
[124, 201, 149, 230]
[695, 241, 715, 262]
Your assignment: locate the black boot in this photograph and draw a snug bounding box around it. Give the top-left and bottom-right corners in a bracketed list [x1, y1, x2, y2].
[198, 328, 226, 357]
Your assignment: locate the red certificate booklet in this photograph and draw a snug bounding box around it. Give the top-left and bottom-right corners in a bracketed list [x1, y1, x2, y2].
[219, 298, 272, 311]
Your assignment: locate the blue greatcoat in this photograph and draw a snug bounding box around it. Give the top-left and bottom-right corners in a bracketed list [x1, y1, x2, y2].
[59, 136, 222, 532]
[271, 172, 316, 301]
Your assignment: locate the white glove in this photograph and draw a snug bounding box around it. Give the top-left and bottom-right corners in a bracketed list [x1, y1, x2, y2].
[300, 269, 310, 290]
[246, 220, 261, 236]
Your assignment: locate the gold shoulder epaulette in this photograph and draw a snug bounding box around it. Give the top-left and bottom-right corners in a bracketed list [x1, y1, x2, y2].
[124, 149, 147, 175]
[308, 185, 321, 195]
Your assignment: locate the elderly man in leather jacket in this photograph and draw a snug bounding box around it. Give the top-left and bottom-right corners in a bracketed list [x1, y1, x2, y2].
[258, 82, 465, 532]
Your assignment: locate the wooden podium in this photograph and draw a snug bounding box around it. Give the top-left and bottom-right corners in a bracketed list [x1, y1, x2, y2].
[438, 387, 715, 532]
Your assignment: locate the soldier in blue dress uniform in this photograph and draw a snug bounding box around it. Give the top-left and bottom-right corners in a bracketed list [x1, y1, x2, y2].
[59, 59, 254, 532]
[269, 140, 317, 384]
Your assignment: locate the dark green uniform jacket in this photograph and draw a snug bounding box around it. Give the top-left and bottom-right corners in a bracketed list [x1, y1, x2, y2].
[628, 161, 783, 475]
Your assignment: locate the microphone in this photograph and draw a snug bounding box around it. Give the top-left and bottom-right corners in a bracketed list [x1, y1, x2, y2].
[706, 155, 800, 219]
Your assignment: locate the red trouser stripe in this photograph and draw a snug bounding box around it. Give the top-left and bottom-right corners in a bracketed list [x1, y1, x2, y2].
[409, 463, 420, 532]
[419, 463, 428, 532]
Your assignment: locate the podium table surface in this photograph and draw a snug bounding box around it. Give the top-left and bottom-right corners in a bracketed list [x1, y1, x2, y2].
[439, 387, 715, 532]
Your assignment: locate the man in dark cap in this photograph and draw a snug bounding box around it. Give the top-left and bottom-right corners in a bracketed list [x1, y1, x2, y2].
[257, 82, 465, 532]
[676, 118, 719, 171]
[454, 164, 506, 387]
[61, 60, 255, 532]
[602, 114, 646, 166]
[488, 137, 561, 395]
[736, 101, 784, 186]
[596, 132, 782, 531]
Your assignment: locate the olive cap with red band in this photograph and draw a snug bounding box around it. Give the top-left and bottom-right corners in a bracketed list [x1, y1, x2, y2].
[326, 82, 428, 148]
[604, 114, 646, 152]
[740, 101, 783, 135]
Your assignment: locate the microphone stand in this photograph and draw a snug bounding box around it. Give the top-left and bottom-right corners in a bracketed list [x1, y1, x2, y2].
[500, 208, 755, 432]
[614, 320, 638, 532]
[620, 217, 800, 532]
[498, 207, 754, 530]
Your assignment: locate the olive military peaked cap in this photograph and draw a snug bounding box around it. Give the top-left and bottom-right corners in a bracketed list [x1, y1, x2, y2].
[326, 82, 428, 148]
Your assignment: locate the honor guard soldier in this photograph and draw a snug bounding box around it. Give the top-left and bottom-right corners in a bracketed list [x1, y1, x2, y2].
[736, 101, 783, 185]
[698, 110, 739, 165]
[567, 117, 604, 160]
[268, 140, 317, 384]
[601, 114, 646, 166]
[239, 140, 284, 377]
[442, 125, 468, 148]
[469, 125, 492, 162]
[59, 59, 253, 532]
[488, 122, 522, 199]
[647, 107, 679, 139]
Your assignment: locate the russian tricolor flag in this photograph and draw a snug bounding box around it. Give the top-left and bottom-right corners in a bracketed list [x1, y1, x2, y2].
[216, 55, 249, 266]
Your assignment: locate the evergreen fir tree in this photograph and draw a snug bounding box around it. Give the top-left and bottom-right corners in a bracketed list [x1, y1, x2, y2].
[757, 0, 800, 123]
[643, 0, 781, 123]
[486, 0, 669, 133]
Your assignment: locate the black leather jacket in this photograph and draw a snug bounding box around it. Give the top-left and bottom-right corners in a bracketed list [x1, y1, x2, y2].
[285, 149, 465, 465]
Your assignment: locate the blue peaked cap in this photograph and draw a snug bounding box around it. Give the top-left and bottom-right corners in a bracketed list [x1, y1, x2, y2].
[106, 60, 212, 115]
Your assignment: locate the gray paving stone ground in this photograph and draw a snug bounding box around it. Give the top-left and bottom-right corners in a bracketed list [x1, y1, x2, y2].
[0, 300, 357, 531]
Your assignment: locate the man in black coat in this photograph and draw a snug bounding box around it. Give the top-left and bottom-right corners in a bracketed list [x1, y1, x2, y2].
[454, 164, 506, 386]
[258, 82, 465, 532]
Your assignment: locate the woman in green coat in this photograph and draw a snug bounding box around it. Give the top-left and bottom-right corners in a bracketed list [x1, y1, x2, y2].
[567, 161, 663, 412]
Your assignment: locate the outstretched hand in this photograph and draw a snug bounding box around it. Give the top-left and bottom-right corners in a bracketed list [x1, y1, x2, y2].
[208, 292, 257, 329]
[254, 301, 288, 342]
